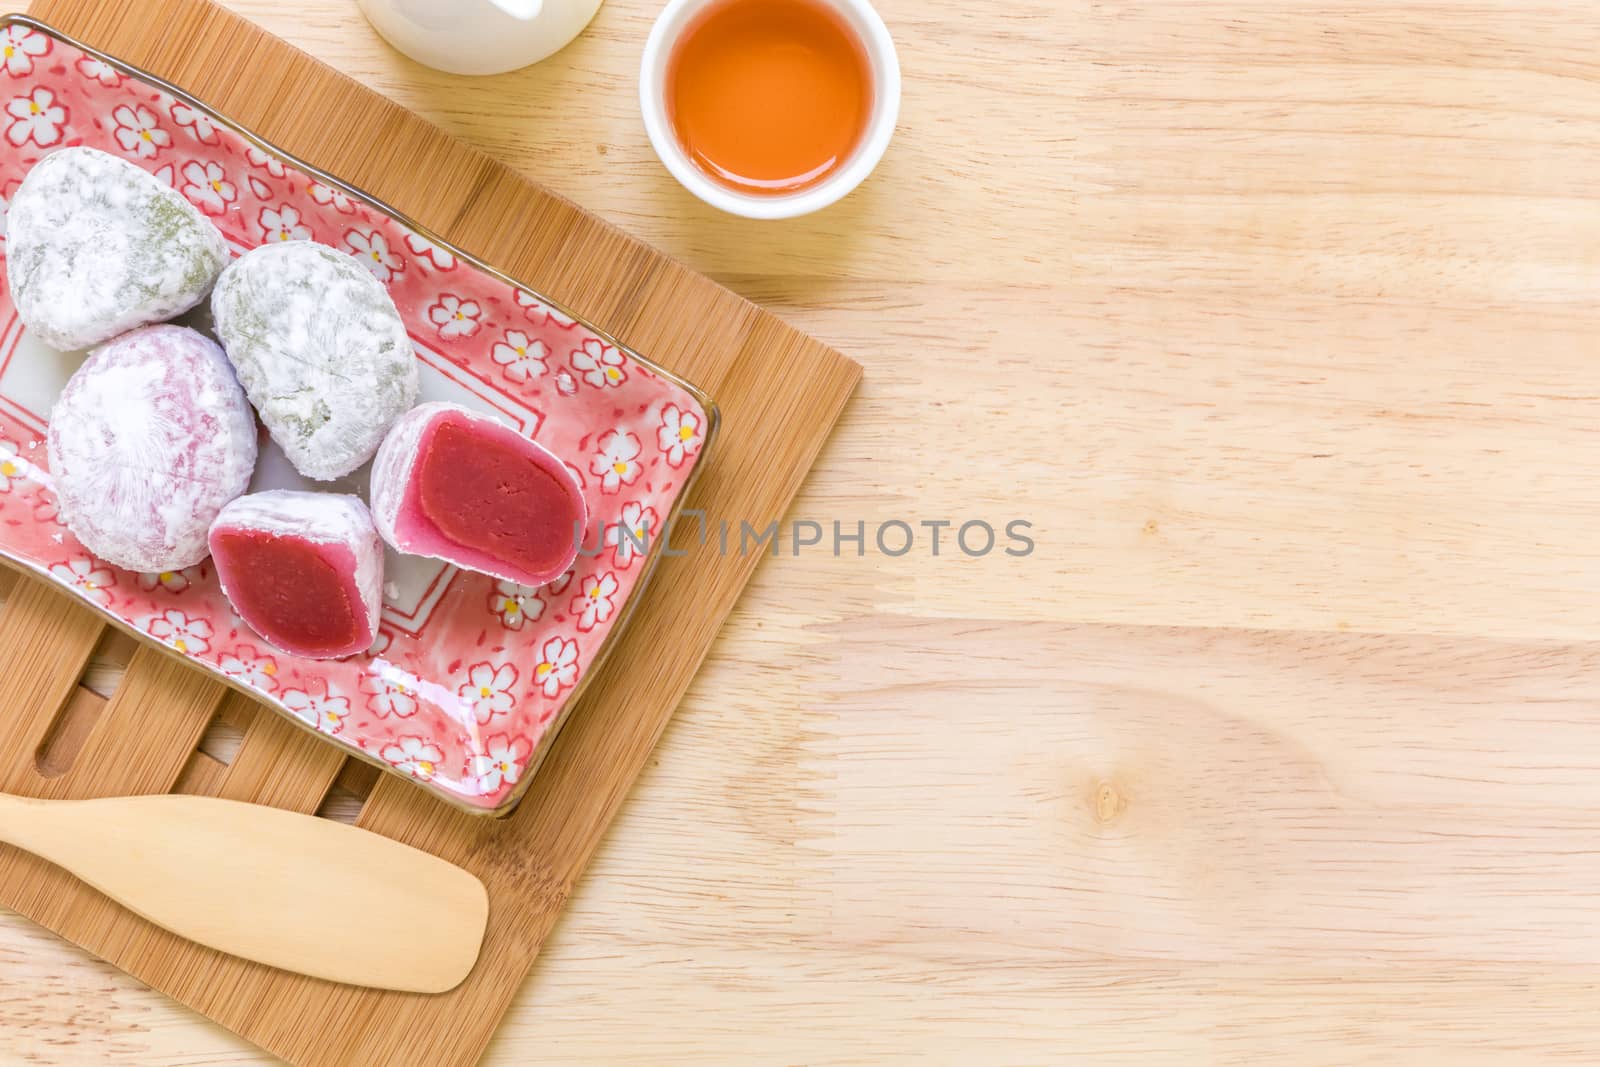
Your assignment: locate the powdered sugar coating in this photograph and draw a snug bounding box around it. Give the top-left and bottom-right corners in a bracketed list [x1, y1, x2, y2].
[48, 325, 256, 572]
[7, 147, 228, 351]
[212, 241, 419, 481]
[209, 490, 383, 659]
[367, 401, 434, 545]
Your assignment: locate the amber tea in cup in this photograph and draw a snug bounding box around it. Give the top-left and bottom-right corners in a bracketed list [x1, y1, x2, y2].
[665, 0, 874, 197]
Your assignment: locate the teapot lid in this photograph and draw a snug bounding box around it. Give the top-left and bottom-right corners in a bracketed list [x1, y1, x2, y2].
[489, 0, 543, 19]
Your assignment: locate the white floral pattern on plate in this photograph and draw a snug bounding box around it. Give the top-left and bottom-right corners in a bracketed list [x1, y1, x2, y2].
[657, 403, 704, 468]
[283, 685, 350, 735]
[0, 24, 714, 814]
[1, 26, 49, 78]
[516, 288, 574, 328]
[405, 230, 454, 271]
[245, 145, 284, 177]
[111, 103, 169, 160]
[345, 227, 403, 283]
[75, 56, 120, 87]
[180, 159, 235, 214]
[5, 87, 64, 147]
[605, 501, 659, 569]
[532, 636, 580, 700]
[258, 204, 310, 243]
[591, 429, 642, 494]
[382, 736, 442, 780]
[491, 329, 548, 384]
[488, 579, 545, 630]
[571, 572, 618, 632]
[570, 338, 627, 389]
[145, 610, 212, 655]
[0, 438, 31, 492]
[309, 181, 353, 212]
[50, 557, 113, 605]
[169, 100, 217, 144]
[137, 567, 193, 594]
[219, 645, 278, 693]
[458, 662, 518, 725]
[429, 293, 482, 340]
[362, 668, 419, 719]
[468, 733, 530, 795]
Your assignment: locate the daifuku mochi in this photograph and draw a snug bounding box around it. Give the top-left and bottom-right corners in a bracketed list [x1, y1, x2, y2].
[211, 241, 418, 481]
[48, 325, 256, 572]
[7, 147, 229, 351]
[209, 491, 383, 660]
[370, 402, 586, 587]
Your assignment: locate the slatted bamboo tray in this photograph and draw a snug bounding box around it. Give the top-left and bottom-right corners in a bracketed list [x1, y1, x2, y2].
[1, 1, 861, 1063]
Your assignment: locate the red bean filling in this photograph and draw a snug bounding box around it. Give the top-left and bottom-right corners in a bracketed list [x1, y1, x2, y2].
[414, 420, 580, 577]
[212, 530, 359, 655]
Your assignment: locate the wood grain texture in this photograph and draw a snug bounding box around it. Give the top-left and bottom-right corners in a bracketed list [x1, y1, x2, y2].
[6, 0, 1600, 1064]
[0, 0, 857, 1063]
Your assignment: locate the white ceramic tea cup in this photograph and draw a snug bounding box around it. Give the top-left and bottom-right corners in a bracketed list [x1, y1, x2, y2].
[638, 0, 901, 220]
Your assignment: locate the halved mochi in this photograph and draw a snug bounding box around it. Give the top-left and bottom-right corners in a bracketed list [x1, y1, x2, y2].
[209, 491, 383, 660]
[370, 402, 586, 587]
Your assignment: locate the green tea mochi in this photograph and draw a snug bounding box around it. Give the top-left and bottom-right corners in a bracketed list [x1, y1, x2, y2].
[211, 240, 418, 481]
[7, 147, 228, 351]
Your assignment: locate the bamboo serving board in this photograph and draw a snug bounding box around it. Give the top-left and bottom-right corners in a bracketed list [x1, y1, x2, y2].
[1, 0, 860, 1063]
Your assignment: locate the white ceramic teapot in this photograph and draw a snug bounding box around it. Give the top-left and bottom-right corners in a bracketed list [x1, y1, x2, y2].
[357, 0, 604, 76]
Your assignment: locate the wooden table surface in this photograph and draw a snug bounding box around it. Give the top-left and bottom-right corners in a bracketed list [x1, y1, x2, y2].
[7, 0, 1600, 1063]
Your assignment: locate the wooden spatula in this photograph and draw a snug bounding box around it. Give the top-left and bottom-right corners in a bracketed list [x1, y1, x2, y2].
[0, 790, 487, 993]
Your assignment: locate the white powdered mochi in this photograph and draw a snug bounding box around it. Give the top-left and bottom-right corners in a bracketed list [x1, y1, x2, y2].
[211, 241, 418, 481]
[48, 325, 257, 572]
[7, 147, 229, 351]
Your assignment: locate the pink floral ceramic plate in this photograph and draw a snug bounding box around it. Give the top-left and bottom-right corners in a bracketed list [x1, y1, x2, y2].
[0, 16, 717, 815]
